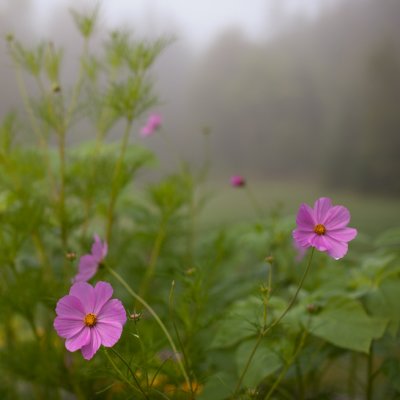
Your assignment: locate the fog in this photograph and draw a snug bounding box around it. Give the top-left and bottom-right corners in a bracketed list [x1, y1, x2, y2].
[1, 0, 400, 195]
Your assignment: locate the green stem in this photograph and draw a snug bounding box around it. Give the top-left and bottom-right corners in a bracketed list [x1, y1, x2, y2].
[32, 231, 52, 278]
[262, 247, 315, 336]
[233, 248, 315, 397]
[106, 266, 191, 389]
[169, 281, 194, 398]
[103, 348, 144, 396]
[58, 128, 67, 250]
[264, 330, 308, 400]
[106, 118, 133, 244]
[186, 187, 196, 269]
[137, 222, 166, 302]
[8, 42, 46, 149]
[109, 347, 149, 399]
[65, 39, 89, 128]
[81, 120, 107, 237]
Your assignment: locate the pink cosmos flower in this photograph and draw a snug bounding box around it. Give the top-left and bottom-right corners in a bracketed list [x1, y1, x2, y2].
[140, 113, 162, 137]
[54, 281, 127, 360]
[230, 175, 246, 187]
[292, 197, 357, 260]
[73, 235, 107, 283]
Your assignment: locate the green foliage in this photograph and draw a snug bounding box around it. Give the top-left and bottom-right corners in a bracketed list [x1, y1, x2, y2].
[1, 6, 400, 400]
[306, 297, 387, 353]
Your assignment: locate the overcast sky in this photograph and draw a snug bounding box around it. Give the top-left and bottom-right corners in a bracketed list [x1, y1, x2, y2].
[29, 0, 323, 48]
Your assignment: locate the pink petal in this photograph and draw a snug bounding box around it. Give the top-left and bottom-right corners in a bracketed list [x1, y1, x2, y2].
[54, 317, 84, 339]
[148, 113, 162, 128]
[326, 240, 349, 260]
[296, 204, 316, 230]
[98, 299, 127, 325]
[310, 234, 332, 251]
[96, 321, 124, 347]
[313, 197, 332, 223]
[81, 328, 102, 360]
[55, 295, 85, 320]
[311, 235, 349, 260]
[93, 281, 113, 314]
[326, 227, 357, 242]
[69, 282, 95, 313]
[74, 255, 98, 282]
[324, 206, 351, 229]
[91, 235, 107, 262]
[140, 125, 153, 137]
[230, 175, 246, 187]
[293, 229, 315, 247]
[65, 326, 91, 351]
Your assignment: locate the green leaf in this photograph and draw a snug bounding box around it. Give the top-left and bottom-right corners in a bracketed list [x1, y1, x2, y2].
[235, 339, 282, 388]
[306, 297, 387, 353]
[364, 280, 400, 336]
[198, 372, 236, 400]
[211, 296, 262, 348]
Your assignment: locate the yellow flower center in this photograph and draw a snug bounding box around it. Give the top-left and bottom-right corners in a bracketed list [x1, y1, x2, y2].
[84, 313, 97, 327]
[314, 224, 326, 235]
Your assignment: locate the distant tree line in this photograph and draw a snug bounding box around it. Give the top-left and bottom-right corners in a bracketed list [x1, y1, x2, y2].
[188, 0, 400, 194]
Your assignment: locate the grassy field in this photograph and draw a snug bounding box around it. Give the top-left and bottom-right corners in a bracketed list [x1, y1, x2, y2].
[200, 178, 400, 237]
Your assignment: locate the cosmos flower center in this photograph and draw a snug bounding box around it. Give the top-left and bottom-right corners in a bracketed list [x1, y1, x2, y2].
[314, 224, 326, 235]
[84, 313, 97, 327]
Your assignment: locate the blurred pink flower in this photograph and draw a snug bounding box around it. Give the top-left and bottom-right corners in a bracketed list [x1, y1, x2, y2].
[293, 197, 357, 260]
[230, 175, 246, 187]
[54, 281, 126, 360]
[73, 235, 107, 282]
[293, 239, 307, 262]
[140, 113, 162, 137]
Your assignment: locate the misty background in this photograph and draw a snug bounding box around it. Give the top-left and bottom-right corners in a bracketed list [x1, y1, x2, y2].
[1, 0, 400, 197]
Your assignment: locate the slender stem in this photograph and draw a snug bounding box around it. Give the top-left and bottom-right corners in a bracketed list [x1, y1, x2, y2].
[233, 248, 315, 397]
[235, 334, 264, 396]
[366, 342, 374, 400]
[8, 42, 46, 149]
[109, 347, 149, 399]
[169, 281, 194, 397]
[103, 348, 144, 395]
[32, 231, 52, 278]
[65, 39, 89, 128]
[58, 40, 90, 250]
[186, 185, 196, 269]
[262, 248, 315, 336]
[106, 266, 191, 389]
[58, 128, 67, 249]
[264, 330, 308, 400]
[81, 120, 107, 237]
[137, 221, 166, 302]
[106, 119, 133, 244]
